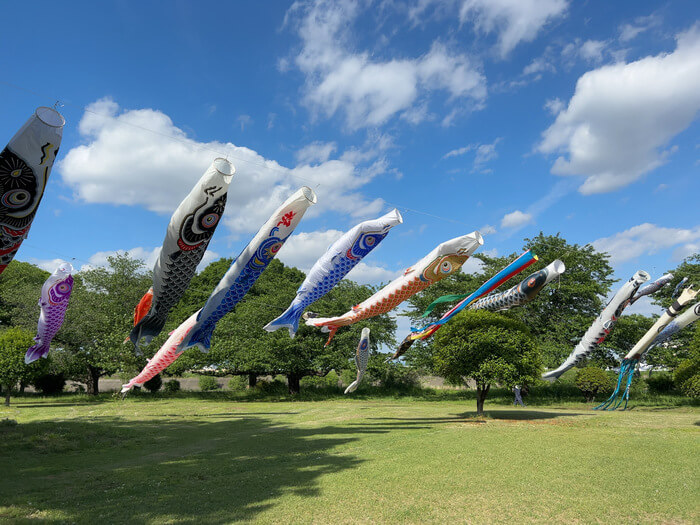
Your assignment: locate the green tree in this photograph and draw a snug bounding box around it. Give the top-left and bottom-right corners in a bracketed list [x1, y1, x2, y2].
[170, 259, 396, 394]
[403, 233, 615, 371]
[0, 260, 50, 330]
[54, 253, 152, 394]
[432, 310, 542, 415]
[0, 327, 40, 405]
[574, 366, 613, 402]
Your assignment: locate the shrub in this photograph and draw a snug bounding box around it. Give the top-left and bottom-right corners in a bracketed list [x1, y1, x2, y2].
[255, 378, 288, 395]
[32, 373, 66, 395]
[143, 374, 163, 392]
[380, 364, 420, 389]
[300, 371, 340, 389]
[645, 373, 675, 394]
[198, 375, 220, 391]
[575, 366, 613, 402]
[228, 376, 248, 391]
[680, 374, 700, 398]
[163, 379, 181, 393]
[674, 358, 700, 393]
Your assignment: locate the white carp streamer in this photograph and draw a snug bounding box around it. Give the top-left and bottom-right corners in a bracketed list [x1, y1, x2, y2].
[644, 301, 700, 357]
[625, 286, 698, 360]
[543, 270, 650, 380]
[345, 328, 370, 394]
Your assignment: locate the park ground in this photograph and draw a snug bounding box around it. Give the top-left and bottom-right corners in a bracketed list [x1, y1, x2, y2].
[1, 395, 698, 524]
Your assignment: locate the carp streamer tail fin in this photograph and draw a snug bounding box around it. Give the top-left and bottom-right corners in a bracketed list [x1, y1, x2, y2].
[594, 358, 637, 411]
[25, 342, 50, 364]
[263, 302, 305, 337]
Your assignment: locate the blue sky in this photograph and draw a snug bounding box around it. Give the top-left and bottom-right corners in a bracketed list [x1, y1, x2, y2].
[1, 0, 698, 323]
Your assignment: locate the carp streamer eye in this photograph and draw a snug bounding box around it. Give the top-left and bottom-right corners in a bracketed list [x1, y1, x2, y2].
[440, 261, 453, 274]
[201, 213, 220, 228]
[57, 282, 71, 293]
[2, 189, 30, 208]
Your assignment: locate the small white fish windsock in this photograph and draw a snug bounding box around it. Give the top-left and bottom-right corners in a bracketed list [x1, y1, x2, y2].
[179, 187, 317, 353]
[625, 286, 698, 360]
[630, 273, 673, 304]
[542, 270, 650, 381]
[264, 209, 403, 337]
[121, 310, 200, 393]
[0, 107, 64, 274]
[129, 158, 235, 351]
[25, 262, 74, 364]
[345, 327, 370, 394]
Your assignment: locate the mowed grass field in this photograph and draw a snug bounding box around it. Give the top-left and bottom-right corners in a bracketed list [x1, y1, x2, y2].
[1, 396, 698, 524]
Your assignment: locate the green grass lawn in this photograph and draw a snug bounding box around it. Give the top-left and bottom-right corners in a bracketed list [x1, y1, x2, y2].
[1, 395, 698, 524]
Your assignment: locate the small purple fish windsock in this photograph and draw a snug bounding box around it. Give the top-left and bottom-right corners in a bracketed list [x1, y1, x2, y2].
[25, 262, 74, 364]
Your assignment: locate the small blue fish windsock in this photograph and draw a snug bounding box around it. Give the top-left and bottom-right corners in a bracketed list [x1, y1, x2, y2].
[179, 187, 317, 353]
[264, 209, 402, 337]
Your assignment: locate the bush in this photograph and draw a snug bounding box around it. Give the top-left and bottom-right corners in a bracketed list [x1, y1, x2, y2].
[228, 376, 248, 391]
[198, 375, 220, 391]
[255, 378, 288, 395]
[575, 366, 613, 402]
[300, 371, 340, 389]
[163, 379, 181, 393]
[674, 358, 700, 393]
[646, 373, 675, 394]
[143, 374, 162, 393]
[380, 364, 420, 389]
[680, 374, 700, 398]
[32, 373, 65, 395]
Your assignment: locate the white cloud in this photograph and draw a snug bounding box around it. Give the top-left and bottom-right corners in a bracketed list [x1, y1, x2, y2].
[523, 57, 555, 75]
[60, 99, 387, 235]
[579, 40, 607, 63]
[500, 210, 533, 229]
[296, 141, 337, 164]
[592, 223, 700, 265]
[619, 14, 661, 43]
[236, 115, 253, 131]
[459, 0, 568, 58]
[461, 256, 484, 275]
[544, 97, 564, 115]
[538, 25, 700, 194]
[77, 247, 220, 274]
[442, 138, 501, 171]
[28, 258, 73, 273]
[480, 224, 497, 235]
[286, 1, 486, 129]
[345, 262, 400, 285]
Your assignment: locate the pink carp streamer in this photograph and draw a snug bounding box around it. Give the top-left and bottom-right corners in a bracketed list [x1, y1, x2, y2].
[121, 310, 199, 393]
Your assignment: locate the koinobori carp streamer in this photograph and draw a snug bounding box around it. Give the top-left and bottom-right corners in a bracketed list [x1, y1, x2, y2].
[264, 209, 402, 337]
[25, 263, 74, 364]
[305, 231, 484, 346]
[129, 158, 234, 351]
[179, 186, 317, 353]
[0, 107, 64, 274]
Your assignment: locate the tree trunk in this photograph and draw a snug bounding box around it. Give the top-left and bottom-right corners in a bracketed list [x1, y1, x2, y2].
[287, 373, 301, 395]
[86, 366, 101, 395]
[4, 384, 11, 406]
[475, 384, 490, 416]
[248, 374, 258, 389]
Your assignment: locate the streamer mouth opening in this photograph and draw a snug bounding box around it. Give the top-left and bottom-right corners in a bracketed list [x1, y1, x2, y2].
[35, 107, 65, 128]
[212, 158, 235, 183]
[390, 208, 403, 224]
[57, 262, 74, 274]
[473, 231, 484, 247]
[637, 270, 651, 282]
[551, 259, 566, 274]
[301, 186, 318, 204]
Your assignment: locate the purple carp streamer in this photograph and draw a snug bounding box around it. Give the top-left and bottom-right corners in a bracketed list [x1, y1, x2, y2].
[264, 209, 402, 337]
[542, 270, 650, 380]
[180, 187, 317, 353]
[129, 158, 234, 351]
[345, 328, 370, 394]
[0, 107, 64, 275]
[25, 263, 74, 364]
[469, 260, 565, 312]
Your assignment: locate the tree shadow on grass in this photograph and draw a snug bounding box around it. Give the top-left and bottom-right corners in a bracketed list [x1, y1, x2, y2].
[363, 410, 593, 428]
[0, 414, 384, 524]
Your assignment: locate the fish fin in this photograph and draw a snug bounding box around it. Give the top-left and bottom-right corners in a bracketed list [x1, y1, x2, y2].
[344, 380, 359, 394]
[263, 303, 304, 337]
[181, 327, 212, 354]
[324, 327, 339, 346]
[25, 343, 50, 364]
